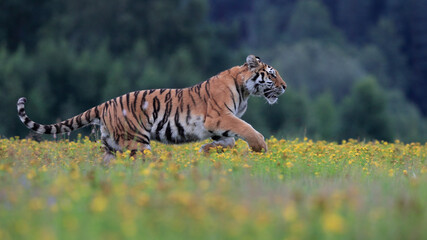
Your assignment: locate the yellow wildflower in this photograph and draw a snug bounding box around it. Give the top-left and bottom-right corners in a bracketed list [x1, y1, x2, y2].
[322, 212, 345, 234]
[90, 195, 108, 213]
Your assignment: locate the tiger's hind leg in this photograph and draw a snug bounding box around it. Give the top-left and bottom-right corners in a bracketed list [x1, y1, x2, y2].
[101, 139, 117, 166]
[200, 137, 235, 153]
[122, 139, 151, 161]
[100, 125, 120, 166]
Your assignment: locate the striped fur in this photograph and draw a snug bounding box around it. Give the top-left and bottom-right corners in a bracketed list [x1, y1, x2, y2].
[17, 55, 286, 158]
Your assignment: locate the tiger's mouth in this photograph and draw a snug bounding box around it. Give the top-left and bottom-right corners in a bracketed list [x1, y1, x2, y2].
[264, 88, 284, 104]
[266, 96, 278, 104]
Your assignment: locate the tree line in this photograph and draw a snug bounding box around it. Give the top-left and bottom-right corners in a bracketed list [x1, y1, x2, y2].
[0, 0, 426, 142]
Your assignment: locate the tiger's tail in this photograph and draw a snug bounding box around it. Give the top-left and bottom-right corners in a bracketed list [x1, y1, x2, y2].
[17, 97, 100, 135]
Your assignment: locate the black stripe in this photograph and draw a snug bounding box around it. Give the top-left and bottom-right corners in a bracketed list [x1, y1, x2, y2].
[142, 90, 148, 100]
[222, 130, 230, 137]
[54, 124, 60, 133]
[212, 107, 221, 116]
[32, 123, 40, 132]
[133, 109, 150, 132]
[165, 90, 172, 102]
[133, 91, 140, 113]
[211, 98, 223, 111]
[44, 125, 52, 134]
[224, 103, 233, 113]
[227, 87, 237, 111]
[64, 119, 71, 129]
[140, 91, 152, 125]
[186, 105, 191, 125]
[251, 73, 259, 81]
[84, 109, 91, 123]
[94, 106, 100, 118]
[155, 100, 172, 137]
[126, 93, 131, 111]
[24, 117, 30, 124]
[160, 89, 167, 94]
[194, 84, 201, 96]
[103, 101, 109, 114]
[176, 89, 183, 98]
[119, 95, 125, 112]
[135, 137, 150, 145]
[177, 90, 184, 112]
[69, 118, 75, 130]
[165, 122, 172, 142]
[116, 118, 125, 131]
[102, 137, 115, 152]
[76, 115, 83, 127]
[212, 135, 221, 141]
[204, 81, 211, 98]
[124, 114, 138, 133]
[107, 105, 113, 129]
[174, 109, 185, 139]
[188, 91, 196, 106]
[233, 77, 243, 105]
[125, 133, 148, 145]
[141, 134, 150, 144]
[152, 97, 160, 121]
[138, 115, 151, 132]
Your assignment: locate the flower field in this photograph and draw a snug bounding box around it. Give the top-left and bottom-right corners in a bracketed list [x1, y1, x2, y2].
[0, 136, 426, 240]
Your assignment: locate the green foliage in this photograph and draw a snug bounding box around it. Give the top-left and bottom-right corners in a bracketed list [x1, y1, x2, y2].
[270, 41, 366, 100]
[369, 18, 407, 89]
[340, 77, 393, 141]
[386, 90, 427, 142]
[308, 92, 339, 140]
[287, 0, 344, 44]
[0, 47, 26, 136]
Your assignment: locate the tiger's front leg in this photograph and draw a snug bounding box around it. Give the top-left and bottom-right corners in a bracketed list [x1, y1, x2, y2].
[204, 115, 267, 152]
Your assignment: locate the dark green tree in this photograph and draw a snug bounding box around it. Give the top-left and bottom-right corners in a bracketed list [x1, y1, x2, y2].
[340, 77, 393, 141]
[387, 90, 427, 142]
[308, 92, 339, 140]
[369, 18, 407, 89]
[287, 0, 344, 44]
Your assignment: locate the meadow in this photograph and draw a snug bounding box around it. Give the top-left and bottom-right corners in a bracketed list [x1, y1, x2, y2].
[0, 136, 426, 240]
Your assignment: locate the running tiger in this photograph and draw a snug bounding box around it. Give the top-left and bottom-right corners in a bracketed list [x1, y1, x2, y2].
[17, 55, 287, 161]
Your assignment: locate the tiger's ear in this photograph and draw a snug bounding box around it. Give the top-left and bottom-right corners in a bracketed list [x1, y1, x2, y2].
[246, 55, 261, 71]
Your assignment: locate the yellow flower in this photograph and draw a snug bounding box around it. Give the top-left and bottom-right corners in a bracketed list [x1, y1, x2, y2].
[282, 202, 297, 222]
[322, 212, 345, 234]
[29, 197, 45, 210]
[90, 195, 108, 213]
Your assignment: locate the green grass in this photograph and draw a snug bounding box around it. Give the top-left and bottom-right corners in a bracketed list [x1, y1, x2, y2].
[0, 137, 426, 239]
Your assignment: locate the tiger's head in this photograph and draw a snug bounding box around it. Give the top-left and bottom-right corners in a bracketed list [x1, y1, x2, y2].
[244, 55, 287, 104]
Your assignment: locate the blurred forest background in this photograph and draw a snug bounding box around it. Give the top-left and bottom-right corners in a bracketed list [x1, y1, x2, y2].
[1, 0, 426, 142]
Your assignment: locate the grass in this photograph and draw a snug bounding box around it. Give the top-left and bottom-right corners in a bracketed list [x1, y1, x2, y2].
[0, 136, 426, 239]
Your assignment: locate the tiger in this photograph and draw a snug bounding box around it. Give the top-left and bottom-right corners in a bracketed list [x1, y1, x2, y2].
[17, 55, 287, 162]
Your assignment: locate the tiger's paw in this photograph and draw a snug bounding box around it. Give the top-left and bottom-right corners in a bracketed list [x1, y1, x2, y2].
[199, 138, 235, 154]
[199, 142, 217, 154]
[248, 132, 268, 153]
